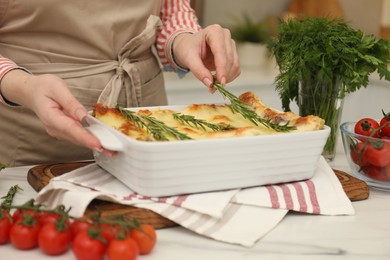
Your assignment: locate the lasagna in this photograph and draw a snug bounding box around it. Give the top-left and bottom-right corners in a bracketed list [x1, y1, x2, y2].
[93, 91, 325, 142]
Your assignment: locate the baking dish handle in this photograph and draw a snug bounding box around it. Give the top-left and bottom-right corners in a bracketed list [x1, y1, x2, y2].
[85, 124, 125, 152]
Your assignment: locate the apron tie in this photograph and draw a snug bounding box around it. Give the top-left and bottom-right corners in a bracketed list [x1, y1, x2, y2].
[115, 66, 125, 76]
[97, 15, 161, 107]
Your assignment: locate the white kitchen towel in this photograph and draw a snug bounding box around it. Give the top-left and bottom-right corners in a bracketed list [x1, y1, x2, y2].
[37, 164, 240, 218]
[35, 156, 354, 247]
[232, 157, 355, 216]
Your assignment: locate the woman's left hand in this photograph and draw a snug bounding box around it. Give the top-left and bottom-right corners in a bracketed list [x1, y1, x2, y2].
[172, 24, 241, 92]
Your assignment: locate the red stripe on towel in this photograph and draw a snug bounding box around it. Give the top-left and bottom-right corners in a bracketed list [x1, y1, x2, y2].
[266, 185, 280, 208]
[157, 197, 169, 203]
[280, 184, 294, 210]
[172, 195, 188, 207]
[123, 193, 137, 200]
[305, 180, 320, 214]
[292, 182, 308, 212]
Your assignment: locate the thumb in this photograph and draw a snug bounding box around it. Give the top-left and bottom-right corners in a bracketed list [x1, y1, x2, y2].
[50, 85, 88, 122]
[65, 98, 88, 122]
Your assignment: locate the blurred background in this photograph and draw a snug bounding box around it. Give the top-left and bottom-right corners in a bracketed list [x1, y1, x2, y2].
[191, 0, 389, 39]
[165, 0, 390, 124]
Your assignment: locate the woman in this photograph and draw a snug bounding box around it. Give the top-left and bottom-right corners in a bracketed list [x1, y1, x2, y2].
[0, 0, 240, 166]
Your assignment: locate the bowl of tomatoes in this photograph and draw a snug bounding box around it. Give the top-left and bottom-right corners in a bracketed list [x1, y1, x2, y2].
[340, 113, 390, 190]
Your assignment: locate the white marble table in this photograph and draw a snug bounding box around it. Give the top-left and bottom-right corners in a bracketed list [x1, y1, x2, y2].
[0, 139, 389, 260]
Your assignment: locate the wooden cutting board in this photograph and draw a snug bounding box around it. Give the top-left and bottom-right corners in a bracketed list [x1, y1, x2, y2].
[27, 162, 369, 229]
[27, 162, 177, 229]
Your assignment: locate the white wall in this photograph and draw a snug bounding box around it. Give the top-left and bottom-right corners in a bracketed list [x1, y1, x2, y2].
[340, 0, 384, 35]
[165, 0, 390, 122]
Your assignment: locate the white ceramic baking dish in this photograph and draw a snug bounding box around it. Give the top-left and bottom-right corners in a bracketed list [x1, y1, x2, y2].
[86, 106, 330, 197]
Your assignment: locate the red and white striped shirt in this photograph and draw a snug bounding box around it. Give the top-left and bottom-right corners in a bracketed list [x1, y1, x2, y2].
[0, 0, 201, 80]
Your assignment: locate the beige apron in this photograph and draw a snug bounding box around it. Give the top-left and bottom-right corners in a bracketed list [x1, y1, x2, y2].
[0, 0, 167, 166]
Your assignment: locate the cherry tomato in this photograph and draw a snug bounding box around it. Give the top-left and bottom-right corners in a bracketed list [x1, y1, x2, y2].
[98, 223, 121, 244]
[10, 220, 41, 250]
[354, 118, 380, 138]
[38, 222, 72, 255]
[130, 224, 157, 255]
[350, 142, 370, 167]
[379, 110, 390, 137]
[0, 210, 12, 244]
[384, 165, 390, 180]
[11, 209, 22, 223]
[363, 165, 387, 181]
[39, 212, 62, 227]
[12, 209, 41, 223]
[70, 218, 92, 238]
[107, 237, 139, 260]
[72, 230, 106, 260]
[365, 143, 390, 167]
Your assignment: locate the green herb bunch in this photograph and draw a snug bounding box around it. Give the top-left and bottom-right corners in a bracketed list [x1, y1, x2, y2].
[229, 13, 272, 44]
[268, 17, 390, 112]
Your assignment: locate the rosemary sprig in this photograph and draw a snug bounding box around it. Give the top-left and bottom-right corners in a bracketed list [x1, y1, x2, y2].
[117, 106, 168, 141]
[117, 105, 192, 141]
[213, 81, 296, 132]
[1, 185, 23, 211]
[142, 114, 192, 141]
[0, 162, 6, 171]
[173, 113, 235, 132]
[117, 105, 144, 129]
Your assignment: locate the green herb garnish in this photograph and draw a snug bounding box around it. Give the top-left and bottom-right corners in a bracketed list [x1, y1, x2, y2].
[117, 105, 192, 141]
[0, 163, 6, 171]
[116, 106, 144, 129]
[213, 81, 295, 132]
[173, 113, 235, 132]
[142, 114, 192, 141]
[1, 185, 22, 211]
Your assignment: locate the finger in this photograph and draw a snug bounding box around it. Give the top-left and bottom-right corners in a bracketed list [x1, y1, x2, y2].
[44, 109, 102, 150]
[47, 81, 88, 121]
[38, 90, 101, 150]
[52, 114, 117, 155]
[222, 29, 234, 72]
[222, 30, 241, 83]
[204, 25, 228, 84]
[226, 38, 241, 83]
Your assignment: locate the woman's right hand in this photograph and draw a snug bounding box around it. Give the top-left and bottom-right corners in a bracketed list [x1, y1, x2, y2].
[172, 24, 241, 92]
[1, 70, 109, 153]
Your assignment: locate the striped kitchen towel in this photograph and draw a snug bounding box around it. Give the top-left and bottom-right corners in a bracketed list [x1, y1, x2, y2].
[35, 157, 354, 247]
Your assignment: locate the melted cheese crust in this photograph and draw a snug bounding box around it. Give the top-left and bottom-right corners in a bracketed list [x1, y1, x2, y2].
[93, 92, 325, 141]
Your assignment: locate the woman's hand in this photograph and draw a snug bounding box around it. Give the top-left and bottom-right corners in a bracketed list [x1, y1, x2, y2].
[172, 24, 241, 92]
[1, 70, 111, 154]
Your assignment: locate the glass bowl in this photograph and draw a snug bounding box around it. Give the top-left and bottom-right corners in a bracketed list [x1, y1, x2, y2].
[340, 121, 390, 191]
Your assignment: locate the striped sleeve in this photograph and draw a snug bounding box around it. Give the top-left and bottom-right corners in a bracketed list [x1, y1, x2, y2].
[0, 55, 30, 106]
[157, 0, 202, 76]
[0, 55, 20, 80]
